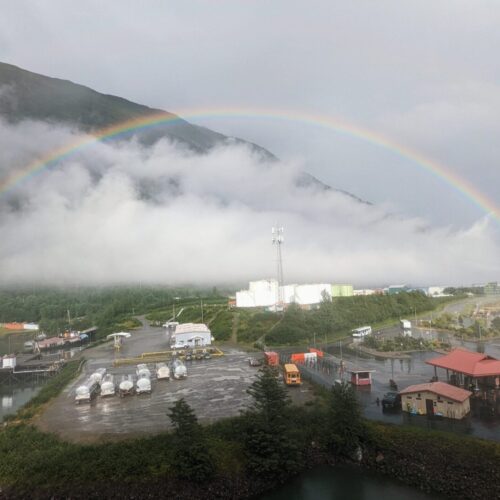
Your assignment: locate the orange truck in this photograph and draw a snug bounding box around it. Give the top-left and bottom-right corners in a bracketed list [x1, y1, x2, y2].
[283, 363, 301, 386]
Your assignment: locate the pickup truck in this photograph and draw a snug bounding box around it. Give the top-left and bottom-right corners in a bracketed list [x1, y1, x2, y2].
[382, 391, 401, 410]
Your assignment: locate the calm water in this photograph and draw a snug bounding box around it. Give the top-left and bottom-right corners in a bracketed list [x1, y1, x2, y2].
[0, 382, 43, 421]
[259, 465, 436, 500]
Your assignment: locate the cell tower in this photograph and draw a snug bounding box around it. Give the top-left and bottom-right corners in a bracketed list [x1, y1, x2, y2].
[272, 225, 284, 309]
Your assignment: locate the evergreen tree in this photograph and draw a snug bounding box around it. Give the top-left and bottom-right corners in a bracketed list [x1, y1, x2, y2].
[167, 398, 214, 481]
[326, 382, 366, 457]
[244, 367, 301, 480]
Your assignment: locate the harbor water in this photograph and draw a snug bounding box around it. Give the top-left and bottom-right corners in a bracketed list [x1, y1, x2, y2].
[259, 465, 436, 500]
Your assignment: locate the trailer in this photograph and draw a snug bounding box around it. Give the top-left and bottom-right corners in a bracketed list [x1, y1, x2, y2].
[119, 374, 135, 397]
[100, 374, 115, 397]
[75, 379, 99, 404]
[89, 367, 107, 385]
[155, 362, 170, 380]
[171, 358, 187, 379]
[136, 363, 151, 379]
[136, 373, 152, 394]
[400, 319, 412, 337]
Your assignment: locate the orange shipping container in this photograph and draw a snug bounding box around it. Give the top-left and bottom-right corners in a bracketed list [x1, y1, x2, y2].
[291, 353, 305, 364]
[264, 351, 279, 366]
[4, 322, 24, 330]
[309, 347, 324, 358]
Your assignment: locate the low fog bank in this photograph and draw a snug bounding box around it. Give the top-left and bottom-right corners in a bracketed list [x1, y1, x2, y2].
[0, 119, 499, 287]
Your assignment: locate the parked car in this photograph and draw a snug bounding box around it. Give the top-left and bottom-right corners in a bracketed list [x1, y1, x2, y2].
[382, 391, 401, 410]
[248, 358, 262, 367]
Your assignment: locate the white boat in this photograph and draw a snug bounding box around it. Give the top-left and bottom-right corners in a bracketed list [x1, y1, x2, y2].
[171, 358, 187, 379]
[89, 367, 107, 385]
[156, 362, 170, 380]
[136, 373, 152, 394]
[75, 379, 99, 404]
[119, 375, 134, 397]
[136, 363, 151, 379]
[100, 374, 115, 397]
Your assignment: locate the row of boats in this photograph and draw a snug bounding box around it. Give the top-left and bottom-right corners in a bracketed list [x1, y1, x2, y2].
[75, 359, 187, 404]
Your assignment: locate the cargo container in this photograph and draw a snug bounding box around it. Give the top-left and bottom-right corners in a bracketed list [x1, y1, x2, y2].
[264, 351, 279, 366]
[291, 352, 317, 364]
[350, 370, 373, 386]
[283, 364, 301, 385]
[309, 347, 324, 358]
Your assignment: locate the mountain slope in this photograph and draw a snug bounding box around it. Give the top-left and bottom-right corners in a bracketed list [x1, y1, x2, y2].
[0, 61, 369, 202]
[0, 62, 273, 156]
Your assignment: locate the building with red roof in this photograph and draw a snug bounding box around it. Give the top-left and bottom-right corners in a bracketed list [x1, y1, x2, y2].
[426, 348, 500, 391]
[400, 381, 472, 419]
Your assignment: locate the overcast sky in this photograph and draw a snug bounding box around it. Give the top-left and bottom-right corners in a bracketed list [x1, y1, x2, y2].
[0, 1, 499, 285]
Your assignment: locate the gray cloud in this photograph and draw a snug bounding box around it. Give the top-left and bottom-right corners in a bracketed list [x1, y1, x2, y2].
[0, 119, 498, 287]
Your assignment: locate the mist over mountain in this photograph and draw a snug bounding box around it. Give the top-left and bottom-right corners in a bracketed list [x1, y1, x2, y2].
[0, 62, 498, 286]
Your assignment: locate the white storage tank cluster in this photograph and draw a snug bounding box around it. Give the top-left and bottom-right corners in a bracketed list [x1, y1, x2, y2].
[294, 284, 331, 305]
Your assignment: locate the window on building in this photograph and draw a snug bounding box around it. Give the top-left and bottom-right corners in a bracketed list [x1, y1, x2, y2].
[447, 401, 454, 405]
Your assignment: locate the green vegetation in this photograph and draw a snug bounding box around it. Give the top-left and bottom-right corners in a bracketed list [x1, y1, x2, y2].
[167, 399, 214, 481]
[266, 292, 448, 346]
[362, 335, 450, 352]
[1, 367, 499, 498]
[326, 382, 366, 457]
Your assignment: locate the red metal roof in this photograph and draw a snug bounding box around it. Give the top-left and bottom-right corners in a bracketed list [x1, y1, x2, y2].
[400, 381, 472, 402]
[426, 348, 500, 377]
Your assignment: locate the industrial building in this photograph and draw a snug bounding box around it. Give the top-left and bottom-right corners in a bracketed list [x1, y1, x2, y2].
[171, 323, 213, 349]
[400, 382, 472, 419]
[235, 280, 353, 308]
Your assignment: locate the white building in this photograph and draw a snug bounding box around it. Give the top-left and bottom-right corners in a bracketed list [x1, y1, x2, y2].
[354, 289, 376, 296]
[236, 280, 334, 308]
[171, 323, 212, 348]
[294, 284, 331, 305]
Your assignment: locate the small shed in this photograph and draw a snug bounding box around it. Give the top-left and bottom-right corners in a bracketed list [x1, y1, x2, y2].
[400, 381, 472, 419]
[350, 369, 373, 386]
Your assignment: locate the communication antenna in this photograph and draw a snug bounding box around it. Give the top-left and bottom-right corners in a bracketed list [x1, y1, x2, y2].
[272, 225, 284, 309]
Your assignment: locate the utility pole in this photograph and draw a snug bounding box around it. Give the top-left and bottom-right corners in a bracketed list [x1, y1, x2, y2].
[272, 225, 284, 310]
[201, 299, 204, 323]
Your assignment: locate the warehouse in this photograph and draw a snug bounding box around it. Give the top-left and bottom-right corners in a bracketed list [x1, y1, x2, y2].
[171, 323, 213, 349]
[400, 381, 472, 419]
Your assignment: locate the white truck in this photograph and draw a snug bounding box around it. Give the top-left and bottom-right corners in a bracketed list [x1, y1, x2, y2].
[400, 319, 412, 337]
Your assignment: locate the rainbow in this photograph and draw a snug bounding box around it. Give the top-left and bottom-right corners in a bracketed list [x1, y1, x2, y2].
[1, 107, 498, 223]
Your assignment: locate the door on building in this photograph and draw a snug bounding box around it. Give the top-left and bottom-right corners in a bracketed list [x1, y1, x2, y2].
[425, 399, 434, 418]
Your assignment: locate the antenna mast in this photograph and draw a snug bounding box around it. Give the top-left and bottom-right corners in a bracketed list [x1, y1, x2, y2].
[272, 225, 284, 309]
